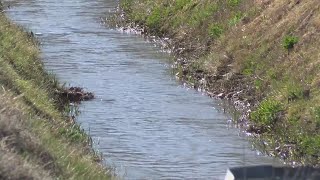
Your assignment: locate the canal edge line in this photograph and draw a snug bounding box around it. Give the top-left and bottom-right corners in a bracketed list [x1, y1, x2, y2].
[0, 4, 114, 179]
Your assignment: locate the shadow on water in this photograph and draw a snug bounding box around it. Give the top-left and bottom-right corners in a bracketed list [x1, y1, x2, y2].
[4, 0, 282, 179]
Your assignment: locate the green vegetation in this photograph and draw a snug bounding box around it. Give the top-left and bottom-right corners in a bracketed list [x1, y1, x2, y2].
[119, 0, 320, 165]
[0, 12, 113, 179]
[250, 99, 283, 127]
[188, 4, 218, 27]
[283, 35, 299, 51]
[313, 107, 320, 129]
[175, 0, 191, 10]
[228, 12, 244, 26]
[208, 23, 224, 38]
[228, 0, 241, 7]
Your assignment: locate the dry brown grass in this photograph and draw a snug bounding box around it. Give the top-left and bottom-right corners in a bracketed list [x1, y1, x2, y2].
[0, 151, 52, 180]
[0, 91, 54, 179]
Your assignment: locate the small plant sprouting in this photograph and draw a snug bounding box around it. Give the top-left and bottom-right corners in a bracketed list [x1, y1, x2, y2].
[283, 35, 299, 53]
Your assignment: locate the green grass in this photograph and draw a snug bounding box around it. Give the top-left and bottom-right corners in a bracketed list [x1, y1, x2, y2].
[0, 12, 113, 179]
[313, 106, 320, 129]
[228, 12, 244, 26]
[187, 3, 218, 27]
[227, 0, 241, 7]
[146, 6, 164, 31]
[175, 0, 191, 10]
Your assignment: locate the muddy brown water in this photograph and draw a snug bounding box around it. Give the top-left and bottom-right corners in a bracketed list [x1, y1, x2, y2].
[4, 0, 281, 179]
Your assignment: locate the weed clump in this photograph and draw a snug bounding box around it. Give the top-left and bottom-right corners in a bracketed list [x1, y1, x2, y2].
[283, 35, 298, 51]
[286, 83, 304, 102]
[208, 23, 224, 38]
[299, 135, 320, 162]
[250, 99, 283, 128]
[229, 12, 244, 26]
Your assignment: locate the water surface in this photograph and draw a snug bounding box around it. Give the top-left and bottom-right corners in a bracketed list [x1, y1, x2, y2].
[4, 0, 280, 179]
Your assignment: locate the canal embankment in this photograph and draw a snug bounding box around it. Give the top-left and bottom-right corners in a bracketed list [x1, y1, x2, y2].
[0, 4, 113, 179]
[2, 0, 284, 179]
[117, 0, 320, 166]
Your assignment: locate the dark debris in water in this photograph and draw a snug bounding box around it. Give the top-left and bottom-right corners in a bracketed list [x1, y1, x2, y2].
[55, 87, 94, 103]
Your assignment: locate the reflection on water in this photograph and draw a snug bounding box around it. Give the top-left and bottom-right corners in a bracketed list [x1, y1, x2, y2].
[4, 0, 280, 179]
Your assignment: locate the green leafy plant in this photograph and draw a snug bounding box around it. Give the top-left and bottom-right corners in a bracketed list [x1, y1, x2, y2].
[283, 35, 299, 50]
[208, 23, 224, 38]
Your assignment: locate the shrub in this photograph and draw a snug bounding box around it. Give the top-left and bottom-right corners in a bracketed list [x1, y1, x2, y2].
[283, 35, 299, 50]
[250, 99, 283, 127]
[208, 23, 224, 38]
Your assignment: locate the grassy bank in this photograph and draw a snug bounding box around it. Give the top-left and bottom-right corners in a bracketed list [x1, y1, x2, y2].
[119, 0, 320, 166]
[0, 9, 113, 179]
